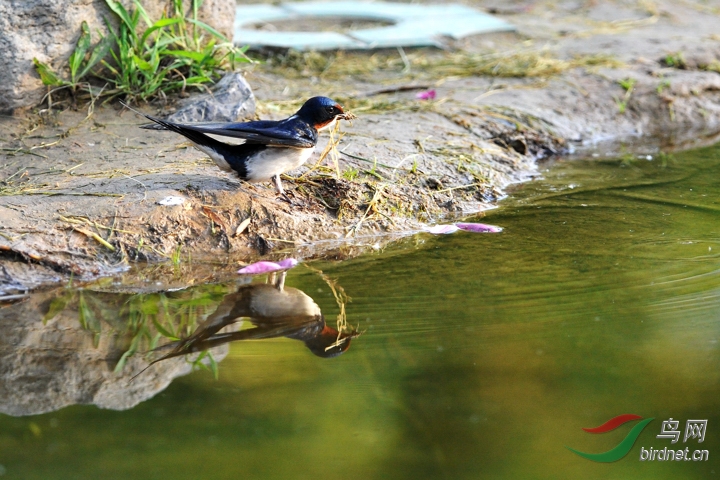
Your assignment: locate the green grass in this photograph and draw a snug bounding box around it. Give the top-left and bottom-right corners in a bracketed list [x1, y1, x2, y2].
[43, 282, 233, 376]
[615, 77, 636, 114]
[662, 52, 685, 69]
[260, 48, 621, 81]
[34, 0, 250, 105]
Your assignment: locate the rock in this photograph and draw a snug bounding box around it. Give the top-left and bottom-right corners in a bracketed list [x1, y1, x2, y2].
[166, 72, 256, 123]
[0, 0, 236, 114]
[0, 287, 230, 416]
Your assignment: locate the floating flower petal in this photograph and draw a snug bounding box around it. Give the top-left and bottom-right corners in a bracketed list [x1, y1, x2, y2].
[415, 89, 436, 100]
[238, 258, 299, 275]
[275, 258, 299, 269]
[424, 224, 459, 235]
[455, 222, 503, 233]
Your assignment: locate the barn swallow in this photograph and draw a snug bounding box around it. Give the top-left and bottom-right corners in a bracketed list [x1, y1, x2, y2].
[159, 273, 357, 358]
[131, 272, 359, 379]
[122, 97, 355, 198]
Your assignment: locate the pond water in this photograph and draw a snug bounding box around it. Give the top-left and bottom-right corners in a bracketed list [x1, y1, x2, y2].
[1, 145, 719, 479]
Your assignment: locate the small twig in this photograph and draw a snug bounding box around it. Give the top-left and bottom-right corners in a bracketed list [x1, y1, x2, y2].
[86, 82, 107, 119]
[397, 46, 411, 73]
[25, 191, 122, 197]
[58, 215, 138, 234]
[287, 176, 323, 188]
[122, 174, 148, 201]
[346, 184, 385, 237]
[65, 163, 85, 174]
[72, 226, 116, 251]
[29, 139, 61, 150]
[0, 294, 29, 302]
[262, 237, 297, 244]
[362, 169, 383, 180]
[2, 168, 26, 183]
[354, 84, 431, 98]
[301, 121, 343, 179]
[302, 264, 360, 346]
[391, 154, 419, 181]
[201, 206, 227, 233]
[328, 121, 342, 179]
[435, 182, 483, 193]
[0, 148, 48, 159]
[340, 150, 404, 171]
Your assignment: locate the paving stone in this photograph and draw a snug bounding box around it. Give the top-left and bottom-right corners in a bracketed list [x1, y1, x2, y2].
[234, 1, 515, 51]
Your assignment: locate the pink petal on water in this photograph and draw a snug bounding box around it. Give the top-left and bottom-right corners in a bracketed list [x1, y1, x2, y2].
[415, 89, 436, 100]
[276, 258, 299, 269]
[424, 224, 460, 235]
[455, 222, 503, 233]
[237, 258, 298, 275]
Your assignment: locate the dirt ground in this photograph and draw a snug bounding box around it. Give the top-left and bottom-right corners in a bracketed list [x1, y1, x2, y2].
[2, 0, 720, 295]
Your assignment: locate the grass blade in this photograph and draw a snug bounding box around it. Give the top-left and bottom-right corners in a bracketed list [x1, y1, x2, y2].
[78, 34, 113, 80]
[104, 0, 134, 31]
[187, 18, 228, 41]
[163, 49, 208, 62]
[33, 59, 66, 86]
[69, 21, 92, 83]
[140, 17, 183, 45]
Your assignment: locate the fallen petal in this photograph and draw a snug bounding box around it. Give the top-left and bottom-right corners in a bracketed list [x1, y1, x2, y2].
[234, 217, 251, 236]
[415, 89, 436, 100]
[276, 258, 299, 269]
[455, 222, 503, 233]
[424, 224, 459, 235]
[238, 258, 298, 275]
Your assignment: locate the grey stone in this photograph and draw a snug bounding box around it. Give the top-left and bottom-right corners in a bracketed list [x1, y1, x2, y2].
[0, 287, 229, 416]
[166, 71, 256, 123]
[0, 0, 236, 114]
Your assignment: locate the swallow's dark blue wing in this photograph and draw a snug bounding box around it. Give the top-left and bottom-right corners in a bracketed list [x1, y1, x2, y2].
[140, 115, 317, 148]
[188, 117, 317, 148]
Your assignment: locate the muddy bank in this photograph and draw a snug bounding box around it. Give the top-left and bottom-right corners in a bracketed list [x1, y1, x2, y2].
[2, 0, 720, 294]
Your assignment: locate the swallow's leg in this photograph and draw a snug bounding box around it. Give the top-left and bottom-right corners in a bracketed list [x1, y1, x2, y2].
[273, 271, 287, 292]
[273, 175, 285, 195]
[274, 174, 298, 206]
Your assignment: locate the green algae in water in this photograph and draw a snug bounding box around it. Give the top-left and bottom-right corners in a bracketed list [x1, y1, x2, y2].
[0, 146, 719, 479]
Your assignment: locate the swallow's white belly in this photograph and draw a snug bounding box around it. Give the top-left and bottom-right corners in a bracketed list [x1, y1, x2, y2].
[245, 146, 315, 181]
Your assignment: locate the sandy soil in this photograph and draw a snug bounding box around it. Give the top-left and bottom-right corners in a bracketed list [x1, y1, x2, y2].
[2, 0, 720, 295]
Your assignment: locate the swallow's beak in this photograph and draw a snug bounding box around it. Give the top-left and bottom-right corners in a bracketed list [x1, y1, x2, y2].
[335, 104, 356, 121]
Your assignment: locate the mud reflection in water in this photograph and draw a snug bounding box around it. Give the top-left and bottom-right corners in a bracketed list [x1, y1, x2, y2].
[0, 270, 357, 416]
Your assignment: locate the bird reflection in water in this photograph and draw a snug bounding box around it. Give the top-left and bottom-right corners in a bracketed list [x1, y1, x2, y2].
[138, 271, 359, 375]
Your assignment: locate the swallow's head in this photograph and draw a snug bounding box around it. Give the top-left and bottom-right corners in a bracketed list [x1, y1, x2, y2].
[303, 323, 357, 358]
[296, 96, 356, 131]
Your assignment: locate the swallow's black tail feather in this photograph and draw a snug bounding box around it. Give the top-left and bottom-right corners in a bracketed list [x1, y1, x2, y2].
[139, 122, 170, 131]
[120, 101, 255, 179]
[119, 101, 215, 146]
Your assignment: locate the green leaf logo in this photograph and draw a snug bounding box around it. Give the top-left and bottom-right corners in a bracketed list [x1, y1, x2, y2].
[567, 415, 654, 462]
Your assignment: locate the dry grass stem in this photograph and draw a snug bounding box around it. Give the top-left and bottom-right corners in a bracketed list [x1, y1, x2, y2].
[302, 264, 359, 349]
[346, 184, 386, 237]
[72, 226, 115, 251]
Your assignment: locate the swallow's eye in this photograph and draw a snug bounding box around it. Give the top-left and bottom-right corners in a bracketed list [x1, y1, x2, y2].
[326, 106, 336, 114]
